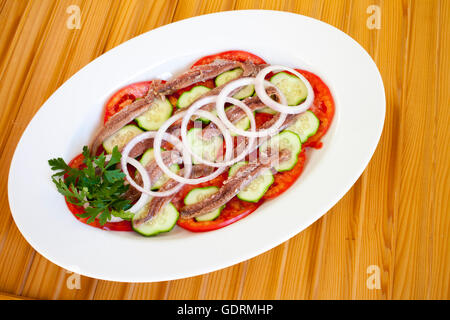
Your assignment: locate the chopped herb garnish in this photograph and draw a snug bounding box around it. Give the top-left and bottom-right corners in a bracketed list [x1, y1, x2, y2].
[49, 146, 132, 225]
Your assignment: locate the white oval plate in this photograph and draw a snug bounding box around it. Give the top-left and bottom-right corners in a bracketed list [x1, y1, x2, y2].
[8, 10, 385, 282]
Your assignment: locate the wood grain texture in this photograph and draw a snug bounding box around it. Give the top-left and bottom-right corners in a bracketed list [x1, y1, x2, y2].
[0, 0, 448, 300]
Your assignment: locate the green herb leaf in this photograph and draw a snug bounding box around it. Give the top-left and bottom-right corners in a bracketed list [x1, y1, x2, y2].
[49, 146, 132, 226]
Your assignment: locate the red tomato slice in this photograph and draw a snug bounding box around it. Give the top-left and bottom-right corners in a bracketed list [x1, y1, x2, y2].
[254, 112, 274, 127]
[296, 70, 335, 148]
[192, 50, 267, 66]
[65, 154, 133, 231]
[173, 171, 261, 232]
[177, 198, 261, 232]
[263, 150, 306, 199]
[103, 81, 152, 123]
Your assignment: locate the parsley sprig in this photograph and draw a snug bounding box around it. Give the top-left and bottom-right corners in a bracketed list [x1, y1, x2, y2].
[49, 146, 133, 225]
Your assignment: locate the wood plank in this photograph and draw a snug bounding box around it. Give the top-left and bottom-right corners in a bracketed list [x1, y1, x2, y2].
[427, 0, 450, 298]
[391, 0, 441, 299]
[0, 291, 33, 300]
[0, 0, 447, 300]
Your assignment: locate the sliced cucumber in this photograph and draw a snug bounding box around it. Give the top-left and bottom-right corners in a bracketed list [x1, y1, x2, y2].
[215, 68, 254, 100]
[139, 148, 180, 190]
[256, 107, 277, 115]
[132, 201, 179, 236]
[215, 68, 243, 86]
[286, 110, 320, 143]
[225, 106, 251, 136]
[270, 72, 308, 106]
[102, 125, 143, 154]
[186, 128, 223, 164]
[184, 186, 224, 221]
[233, 84, 254, 100]
[228, 161, 274, 203]
[196, 109, 217, 124]
[233, 116, 250, 135]
[176, 85, 211, 109]
[228, 161, 247, 177]
[259, 130, 302, 172]
[135, 98, 173, 131]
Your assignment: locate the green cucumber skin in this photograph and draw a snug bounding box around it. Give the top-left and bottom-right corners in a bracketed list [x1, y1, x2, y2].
[176, 85, 211, 109]
[228, 161, 274, 203]
[274, 130, 302, 172]
[184, 186, 222, 222]
[215, 68, 243, 87]
[215, 68, 254, 100]
[224, 106, 252, 135]
[135, 99, 173, 131]
[186, 128, 223, 164]
[102, 124, 143, 154]
[184, 186, 219, 205]
[287, 110, 320, 143]
[270, 72, 308, 106]
[233, 84, 254, 100]
[228, 161, 247, 177]
[132, 203, 179, 237]
[195, 206, 224, 222]
[139, 148, 180, 190]
[259, 130, 302, 172]
[237, 172, 274, 203]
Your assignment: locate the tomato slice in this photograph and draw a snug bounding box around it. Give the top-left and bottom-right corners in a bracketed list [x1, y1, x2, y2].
[263, 150, 306, 199]
[296, 70, 335, 148]
[177, 198, 261, 232]
[172, 170, 261, 232]
[65, 154, 133, 231]
[103, 81, 152, 123]
[192, 50, 267, 67]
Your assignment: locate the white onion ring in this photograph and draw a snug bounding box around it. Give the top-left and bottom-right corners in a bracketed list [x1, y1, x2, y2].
[216, 77, 287, 137]
[153, 111, 227, 185]
[105, 155, 151, 220]
[124, 157, 152, 214]
[121, 131, 190, 197]
[254, 65, 314, 114]
[180, 96, 257, 167]
[179, 96, 233, 167]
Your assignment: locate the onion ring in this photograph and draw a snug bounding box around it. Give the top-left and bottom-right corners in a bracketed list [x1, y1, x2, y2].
[216, 77, 288, 137]
[254, 65, 314, 114]
[180, 96, 257, 167]
[153, 111, 227, 185]
[121, 131, 190, 197]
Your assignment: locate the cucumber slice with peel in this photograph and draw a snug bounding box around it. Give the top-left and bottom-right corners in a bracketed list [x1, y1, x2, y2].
[184, 186, 224, 221]
[256, 107, 277, 115]
[139, 148, 180, 190]
[286, 110, 320, 143]
[228, 161, 274, 203]
[176, 85, 211, 109]
[102, 125, 143, 154]
[225, 106, 251, 136]
[215, 68, 254, 100]
[135, 98, 173, 131]
[132, 200, 179, 236]
[270, 72, 308, 106]
[186, 128, 223, 164]
[259, 130, 302, 172]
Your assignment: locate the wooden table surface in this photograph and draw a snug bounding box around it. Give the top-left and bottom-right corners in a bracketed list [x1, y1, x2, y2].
[0, 0, 448, 300]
